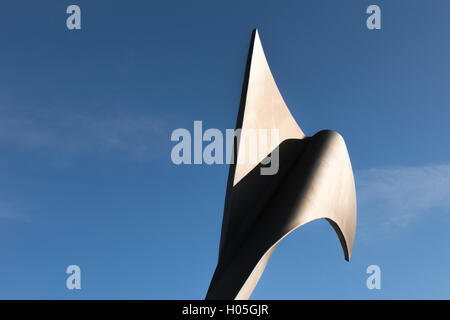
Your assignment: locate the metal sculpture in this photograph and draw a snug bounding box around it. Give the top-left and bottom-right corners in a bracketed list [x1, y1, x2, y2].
[206, 30, 357, 300]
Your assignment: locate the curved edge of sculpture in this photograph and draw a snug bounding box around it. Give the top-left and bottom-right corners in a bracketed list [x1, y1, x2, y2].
[235, 132, 356, 300]
[206, 130, 357, 300]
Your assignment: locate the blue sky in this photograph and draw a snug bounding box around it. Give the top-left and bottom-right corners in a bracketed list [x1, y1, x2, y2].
[0, 0, 450, 299]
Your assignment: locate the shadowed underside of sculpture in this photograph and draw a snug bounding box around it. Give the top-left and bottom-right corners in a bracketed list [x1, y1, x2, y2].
[206, 30, 357, 300]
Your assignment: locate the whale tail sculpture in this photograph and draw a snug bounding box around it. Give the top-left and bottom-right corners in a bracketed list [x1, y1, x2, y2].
[206, 29, 357, 300]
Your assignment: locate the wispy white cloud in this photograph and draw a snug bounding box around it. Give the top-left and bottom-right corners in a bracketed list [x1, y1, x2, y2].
[355, 163, 450, 239]
[0, 105, 167, 158]
[0, 202, 30, 222]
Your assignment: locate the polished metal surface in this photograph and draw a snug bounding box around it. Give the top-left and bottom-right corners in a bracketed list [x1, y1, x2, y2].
[206, 30, 357, 300]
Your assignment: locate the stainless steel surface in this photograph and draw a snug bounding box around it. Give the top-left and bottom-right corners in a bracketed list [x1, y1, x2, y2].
[206, 30, 357, 300]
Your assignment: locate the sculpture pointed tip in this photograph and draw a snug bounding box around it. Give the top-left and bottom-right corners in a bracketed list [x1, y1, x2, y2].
[251, 29, 260, 41]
